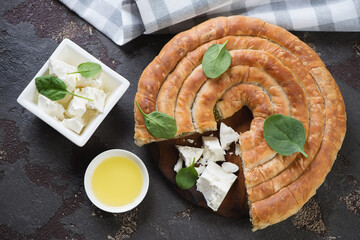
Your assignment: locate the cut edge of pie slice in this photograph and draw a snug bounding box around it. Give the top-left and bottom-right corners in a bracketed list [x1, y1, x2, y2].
[133, 16, 346, 231]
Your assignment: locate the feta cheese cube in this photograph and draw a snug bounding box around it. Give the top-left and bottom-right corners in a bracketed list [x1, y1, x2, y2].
[173, 158, 183, 173]
[57, 94, 73, 106]
[176, 145, 204, 167]
[49, 59, 77, 92]
[235, 143, 241, 156]
[220, 122, 239, 150]
[196, 162, 237, 211]
[221, 162, 239, 173]
[37, 94, 65, 120]
[195, 165, 206, 175]
[202, 136, 225, 163]
[79, 87, 107, 112]
[67, 95, 87, 118]
[62, 117, 84, 134]
[76, 76, 103, 89]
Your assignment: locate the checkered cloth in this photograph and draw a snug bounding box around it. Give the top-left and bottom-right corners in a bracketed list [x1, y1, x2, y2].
[60, 0, 360, 46]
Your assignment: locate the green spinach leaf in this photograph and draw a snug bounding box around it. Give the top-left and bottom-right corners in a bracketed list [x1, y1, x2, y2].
[176, 158, 198, 190]
[35, 75, 93, 101]
[263, 114, 308, 158]
[68, 62, 102, 78]
[136, 101, 177, 139]
[202, 40, 231, 78]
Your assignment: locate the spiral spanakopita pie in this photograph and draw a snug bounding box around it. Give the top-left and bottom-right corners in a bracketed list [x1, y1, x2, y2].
[134, 16, 346, 230]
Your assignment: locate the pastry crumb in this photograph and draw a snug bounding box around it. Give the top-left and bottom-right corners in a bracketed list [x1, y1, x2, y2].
[292, 197, 327, 236]
[340, 189, 360, 216]
[176, 203, 195, 221]
[108, 208, 138, 240]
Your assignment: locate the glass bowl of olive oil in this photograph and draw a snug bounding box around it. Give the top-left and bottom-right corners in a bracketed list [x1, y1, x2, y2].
[84, 149, 149, 213]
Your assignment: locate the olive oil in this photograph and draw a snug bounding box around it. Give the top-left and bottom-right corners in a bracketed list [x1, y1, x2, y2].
[91, 156, 143, 207]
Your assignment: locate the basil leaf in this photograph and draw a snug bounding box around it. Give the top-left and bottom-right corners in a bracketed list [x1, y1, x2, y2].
[202, 40, 231, 78]
[263, 114, 308, 158]
[35, 75, 93, 101]
[68, 62, 102, 78]
[176, 159, 198, 190]
[136, 101, 177, 139]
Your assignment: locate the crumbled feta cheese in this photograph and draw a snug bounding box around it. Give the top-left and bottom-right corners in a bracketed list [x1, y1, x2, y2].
[186, 139, 194, 144]
[57, 94, 72, 106]
[196, 162, 237, 211]
[235, 143, 241, 156]
[220, 122, 239, 150]
[62, 117, 84, 134]
[195, 165, 206, 175]
[76, 76, 103, 89]
[173, 158, 183, 173]
[38, 60, 108, 136]
[198, 157, 208, 166]
[176, 145, 204, 167]
[67, 96, 87, 118]
[38, 94, 65, 120]
[202, 136, 225, 162]
[221, 162, 239, 173]
[48, 59, 77, 92]
[79, 87, 107, 112]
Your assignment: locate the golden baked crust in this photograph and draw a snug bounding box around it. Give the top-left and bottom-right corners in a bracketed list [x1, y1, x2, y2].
[134, 16, 346, 230]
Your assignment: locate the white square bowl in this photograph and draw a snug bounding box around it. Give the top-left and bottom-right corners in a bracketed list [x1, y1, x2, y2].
[17, 38, 130, 147]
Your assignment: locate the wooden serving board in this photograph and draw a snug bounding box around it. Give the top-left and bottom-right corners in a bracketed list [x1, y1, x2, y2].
[150, 107, 254, 218]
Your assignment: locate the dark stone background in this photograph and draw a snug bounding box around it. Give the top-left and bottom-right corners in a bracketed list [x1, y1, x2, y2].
[1, 1, 359, 239]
